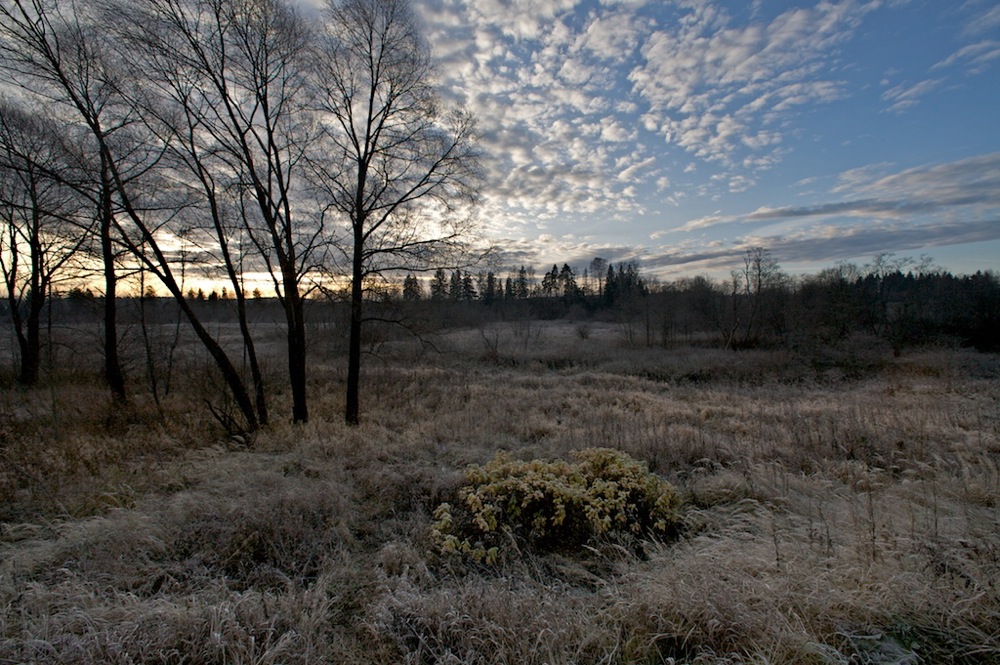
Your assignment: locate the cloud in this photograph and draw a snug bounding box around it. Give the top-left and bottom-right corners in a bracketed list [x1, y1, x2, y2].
[834, 153, 1000, 203]
[962, 3, 1000, 38]
[576, 9, 644, 62]
[628, 1, 865, 167]
[415, 0, 889, 230]
[933, 40, 1000, 75]
[408, 0, 995, 280]
[682, 153, 1000, 227]
[617, 155, 656, 182]
[679, 212, 734, 232]
[658, 153, 1000, 272]
[643, 218, 1000, 275]
[492, 235, 643, 271]
[880, 79, 942, 113]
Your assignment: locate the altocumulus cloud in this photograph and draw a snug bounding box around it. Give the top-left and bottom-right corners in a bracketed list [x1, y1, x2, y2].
[293, 0, 998, 278]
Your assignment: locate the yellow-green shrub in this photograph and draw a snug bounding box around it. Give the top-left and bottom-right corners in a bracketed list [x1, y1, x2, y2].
[431, 448, 682, 563]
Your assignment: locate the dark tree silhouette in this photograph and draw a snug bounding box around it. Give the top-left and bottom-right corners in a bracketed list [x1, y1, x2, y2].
[0, 100, 87, 385]
[313, 0, 481, 425]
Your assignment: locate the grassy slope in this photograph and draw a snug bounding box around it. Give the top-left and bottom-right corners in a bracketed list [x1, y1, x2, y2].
[1, 321, 998, 663]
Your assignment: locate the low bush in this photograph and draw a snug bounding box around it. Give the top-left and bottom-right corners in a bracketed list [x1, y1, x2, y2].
[431, 447, 682, 563]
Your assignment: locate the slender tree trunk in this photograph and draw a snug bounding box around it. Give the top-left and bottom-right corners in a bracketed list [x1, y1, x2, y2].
[20, 296, 41, 385]
[345, 226, 364, 426]
[235, 291, 268, 426]
[14, 191, 44, 386]
[212, 211, 268, 425]
[100, 162, 126, 402]
[138, 270, 160, 407]
[14, 327, 34, 385]
[286, 293, 308, 424]
[17, 253, 42, 386]
[173, 289, 259, 432]
[113, 201, 260, 432]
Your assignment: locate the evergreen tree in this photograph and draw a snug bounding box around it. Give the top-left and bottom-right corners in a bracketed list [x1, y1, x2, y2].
[515, 266, 529, 299]
[402, 274, 422, 301]
[559, 263, 578, 298]
[449, 270, 463, 300]
[462, 272, 477, 300]
[484, 271, 498, 305]
[604, 264, 617, 304]
[430, 268, 448, 301]
[541, 264, 559, 296]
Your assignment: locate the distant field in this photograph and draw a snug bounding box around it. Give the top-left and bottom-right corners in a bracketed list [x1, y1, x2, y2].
[1, 320, 998, 663]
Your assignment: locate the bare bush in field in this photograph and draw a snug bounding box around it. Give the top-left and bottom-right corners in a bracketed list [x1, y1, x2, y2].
[1, 320, 998, 663]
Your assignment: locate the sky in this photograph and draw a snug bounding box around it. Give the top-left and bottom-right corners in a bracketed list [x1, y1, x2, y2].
[324, 0, 1000, 280]
[5, 0, 997, 298]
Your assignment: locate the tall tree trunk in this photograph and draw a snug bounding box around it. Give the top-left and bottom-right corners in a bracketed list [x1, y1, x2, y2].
[281, 252, 308, 423]
[14, 190, 44, 386]
[19, 295, 41, 385]
[113, 194, 260, 432]
[286, 285, 308, 424]
[235, 291, 268, 426]
[14, 328, 33, 385]
[17, 240, 42, 385]
[212, 208, 268, 426]
[345, 227, 364, 426]
[100, 161, 126, 402]
[175, 293, 259, 432]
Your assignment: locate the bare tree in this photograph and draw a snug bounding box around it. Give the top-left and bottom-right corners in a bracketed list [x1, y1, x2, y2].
[724, 246, 785, 348]
[0, 0, 133, 400]
[106, 0, 327, 424]
[0, 0, 260, 429]
[0, 99, 87, 385]
[313, 0, 480, 425]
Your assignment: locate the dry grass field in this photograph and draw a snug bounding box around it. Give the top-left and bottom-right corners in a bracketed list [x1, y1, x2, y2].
[1, 319, 998, 663]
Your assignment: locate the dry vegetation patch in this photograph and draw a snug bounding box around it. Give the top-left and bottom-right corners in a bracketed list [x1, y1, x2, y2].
[1, 322, 999, 663]
[431, 448, 683, 563]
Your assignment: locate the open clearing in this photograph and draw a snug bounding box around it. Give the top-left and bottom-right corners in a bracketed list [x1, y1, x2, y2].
[1, 321, 998, 663]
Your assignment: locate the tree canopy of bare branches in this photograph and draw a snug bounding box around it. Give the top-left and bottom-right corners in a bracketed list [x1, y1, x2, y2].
[313, 0, 481, 425]
[0, 0, 481, 429]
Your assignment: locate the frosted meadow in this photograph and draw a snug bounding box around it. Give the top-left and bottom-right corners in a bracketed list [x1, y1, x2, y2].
[2, 320, 998, 663]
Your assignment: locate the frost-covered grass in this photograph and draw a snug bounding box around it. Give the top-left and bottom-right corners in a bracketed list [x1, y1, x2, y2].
[1, 321, 998, 663]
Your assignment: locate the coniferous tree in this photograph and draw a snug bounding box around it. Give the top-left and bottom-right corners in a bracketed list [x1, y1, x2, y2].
[604, 264, 617, 304]
[402, 274, 422, 301]
[483, 271, 498, 305]
[541, 264, 559, 296]
[461, 272, 477, 300]
[515, 266, 529, 299]
[430, 268, 448, 301]
[559, 263, 578, 298]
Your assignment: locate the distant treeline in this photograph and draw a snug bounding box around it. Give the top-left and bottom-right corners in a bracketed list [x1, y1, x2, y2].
[389, 251, 999, 353]
[7, 251, 999, 358]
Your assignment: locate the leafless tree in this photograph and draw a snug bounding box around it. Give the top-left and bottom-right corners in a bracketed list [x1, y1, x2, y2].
[104, 0, 329, 424]
[724, 246, 785, 348]
[0, 98, 88, 385]
[0, 0, 133, 400]
[0, 0, 260, 429]
[313, 0, 481, 425]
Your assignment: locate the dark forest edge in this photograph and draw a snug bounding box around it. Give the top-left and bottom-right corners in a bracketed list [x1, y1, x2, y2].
[12, 249, 999, 364]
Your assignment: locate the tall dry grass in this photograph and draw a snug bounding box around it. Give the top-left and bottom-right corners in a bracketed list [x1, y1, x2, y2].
[1, 320, 998, 663]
